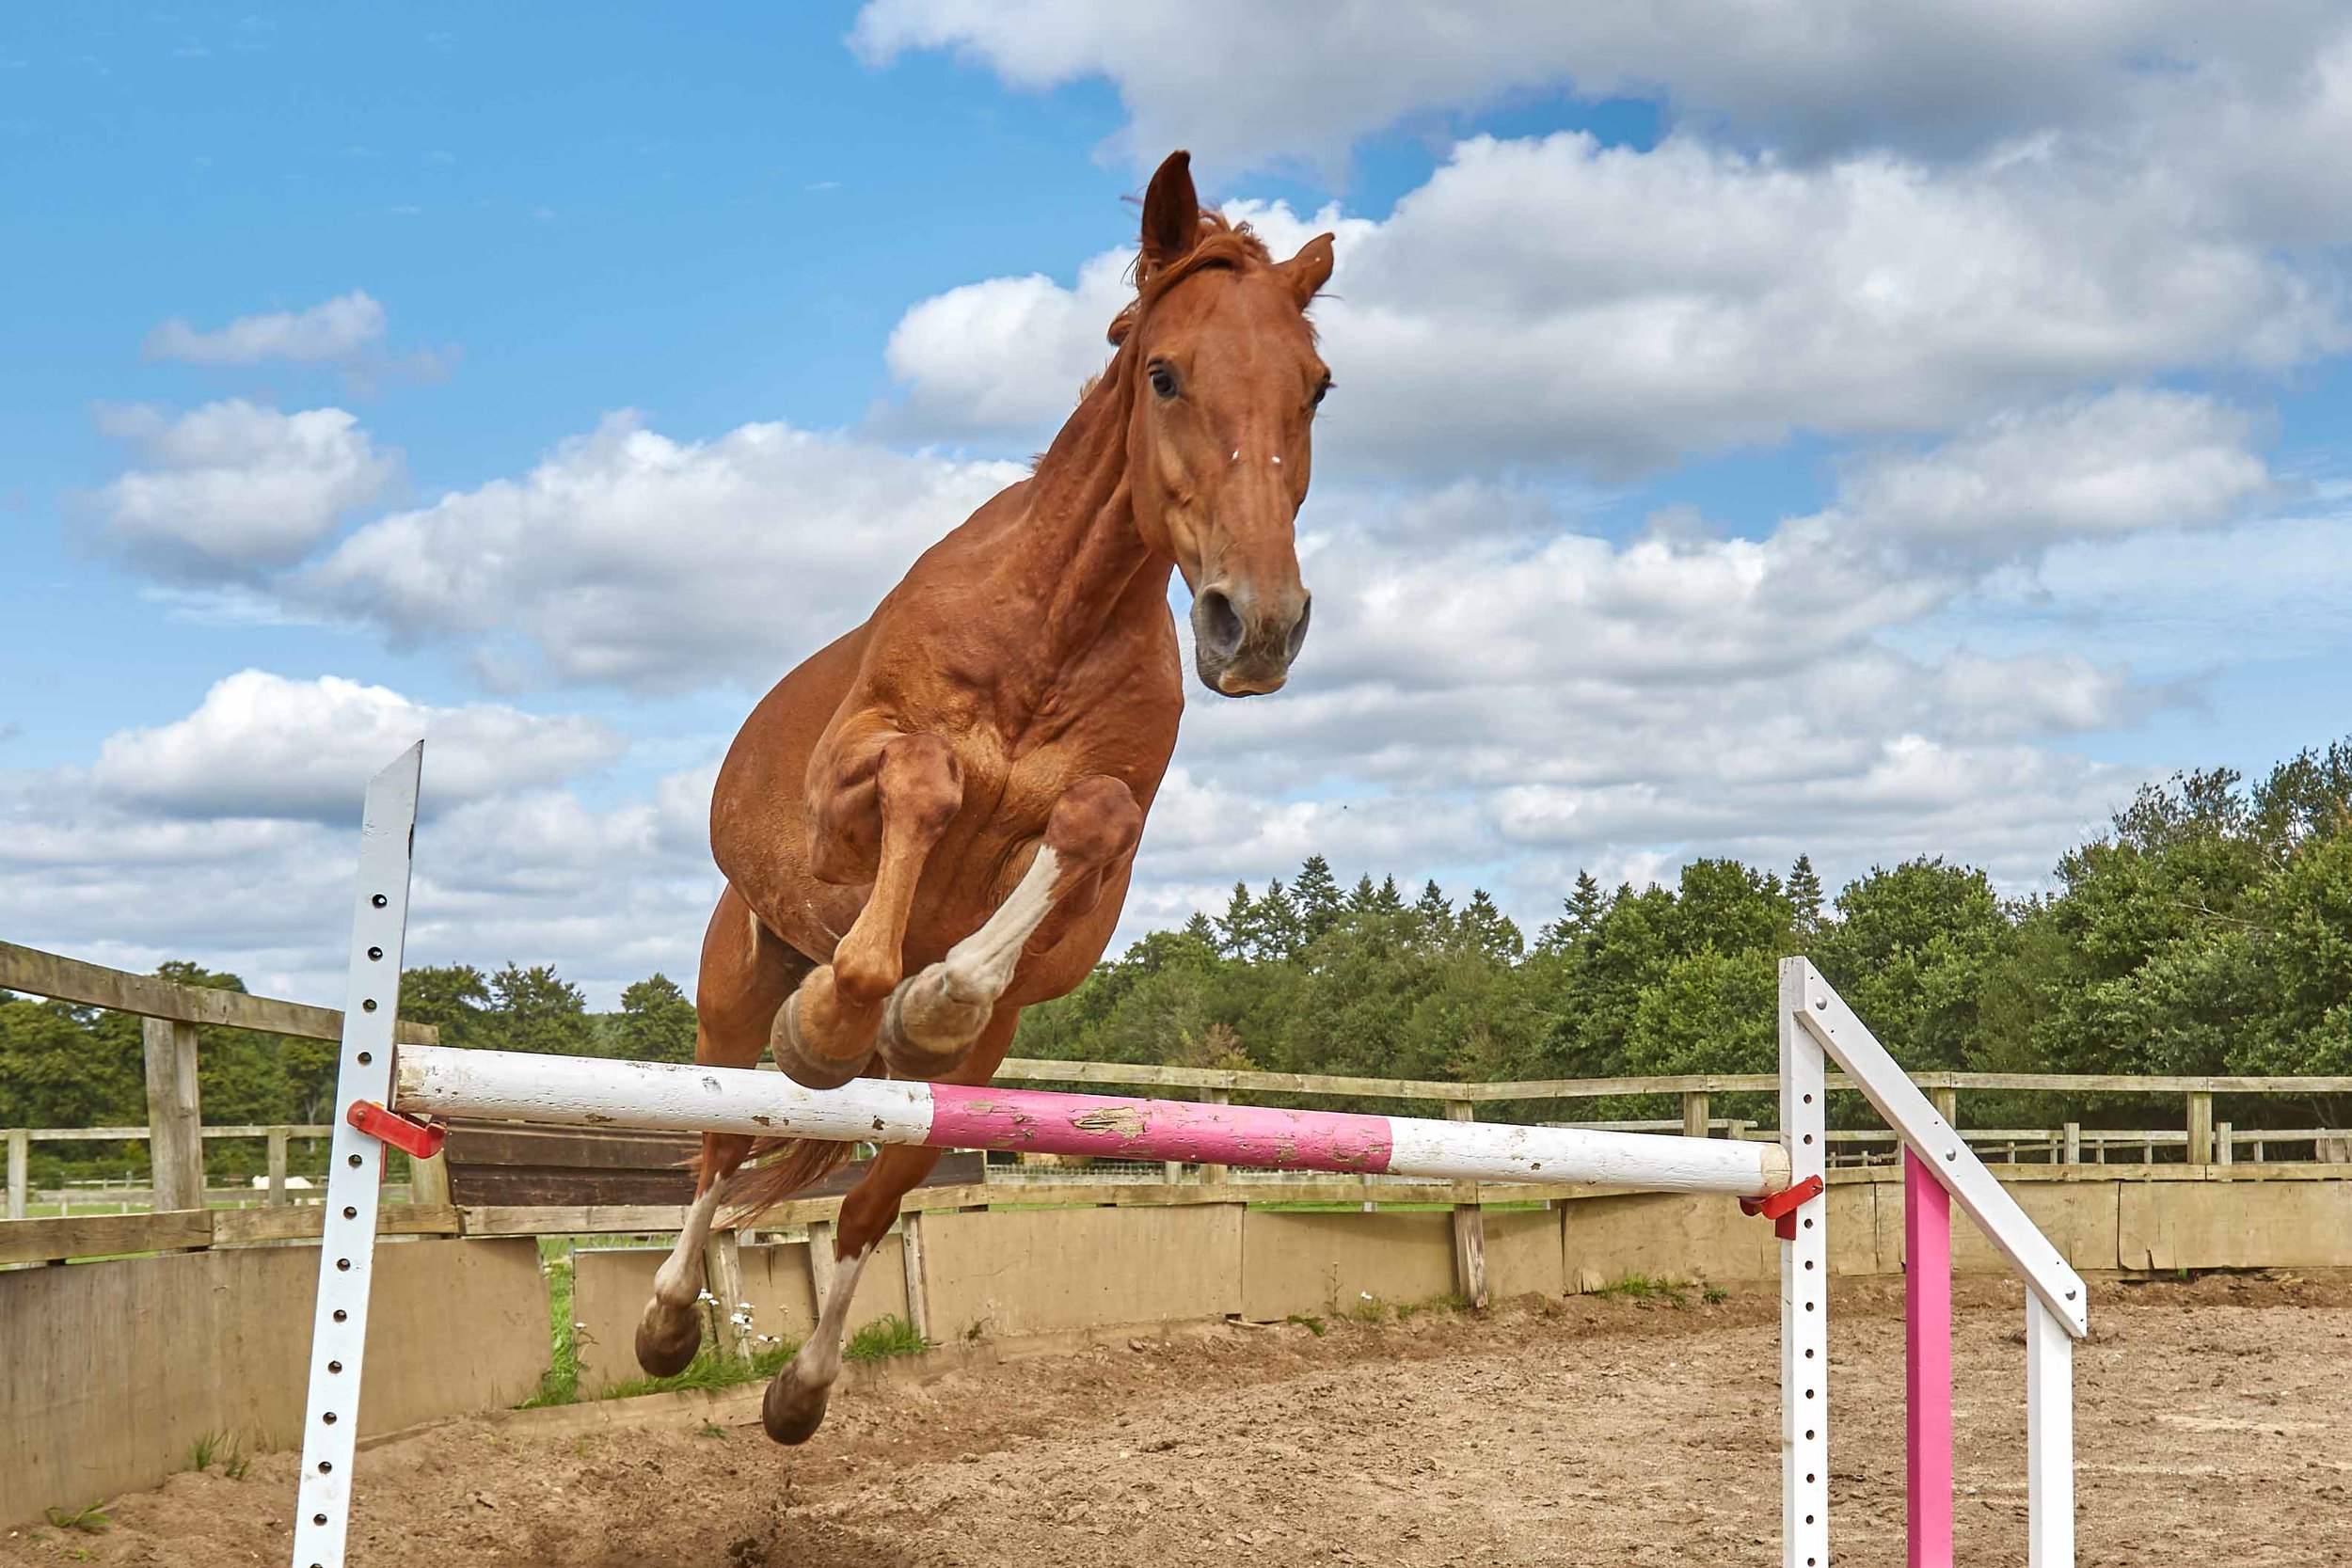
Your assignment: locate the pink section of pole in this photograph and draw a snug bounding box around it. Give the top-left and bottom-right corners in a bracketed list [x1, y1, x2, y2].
[928, 1083, 1394, 1174]
[1905, 1146, 1955, 1568]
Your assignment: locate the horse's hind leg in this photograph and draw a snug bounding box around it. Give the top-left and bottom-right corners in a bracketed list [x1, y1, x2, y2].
[763, 1009, 1021, 1444]
[876, 774, 1141, 1078]
[636, 886, 809, 1377]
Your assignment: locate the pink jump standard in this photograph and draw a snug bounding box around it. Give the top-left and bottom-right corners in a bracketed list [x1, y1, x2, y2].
[1906, 1148, 1955, 1568]
[290, 753, 2089, 1568]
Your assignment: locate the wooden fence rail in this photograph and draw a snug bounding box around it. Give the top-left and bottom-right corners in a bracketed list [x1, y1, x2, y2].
[8, 938, 2352, 1240]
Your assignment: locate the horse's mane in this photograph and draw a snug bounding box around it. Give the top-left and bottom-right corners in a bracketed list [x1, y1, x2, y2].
[1073, 212, 1282, 413]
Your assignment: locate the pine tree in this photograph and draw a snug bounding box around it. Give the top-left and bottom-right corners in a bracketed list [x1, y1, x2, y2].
[1457, 890, 1524, 961]
[1253, 878, 1304, 961]
[1215, 881, 1255, 958]
[1787, 854, 1824, 936]
[1538, 870, 1606, 952]
[1412, 879, 1455, 942]
[1293, 854, 1342, 942]
[1347, 874, 1381, 912]
[1375, 875, 1406, 913]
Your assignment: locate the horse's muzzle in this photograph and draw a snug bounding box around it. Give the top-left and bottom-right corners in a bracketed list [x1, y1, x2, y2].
[1191, 581, 1311, 697]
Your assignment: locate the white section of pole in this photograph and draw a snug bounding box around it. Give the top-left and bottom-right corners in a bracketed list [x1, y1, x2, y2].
[1780, 958, 1832, 1568]
[1386, 1117, 1786, 1193]
[291, 744, 421, 1568]
[394, 1046, 940, 1147]
[2026, 1293, 2076, 1568]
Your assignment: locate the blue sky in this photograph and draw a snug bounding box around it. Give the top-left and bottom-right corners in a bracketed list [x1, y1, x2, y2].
[4, 4, 2349, 1003]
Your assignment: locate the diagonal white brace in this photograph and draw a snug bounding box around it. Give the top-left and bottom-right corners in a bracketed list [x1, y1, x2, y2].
[1785, 958, 2088, 1339]
[289, 744, 422, 1568]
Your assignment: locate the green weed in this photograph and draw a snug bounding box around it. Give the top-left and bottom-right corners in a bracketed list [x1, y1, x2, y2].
[45, 1503, 109, 1535]
[1591, 1274, 1693, 1307]
[844, 1314, 932, 1363]
[1285, 1313, 1327, 1336]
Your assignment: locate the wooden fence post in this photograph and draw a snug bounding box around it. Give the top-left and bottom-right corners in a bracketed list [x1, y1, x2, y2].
[2186, 1092, 2215, 1165]
[900, 1212, 930, 1343]
[703, 1228, 751, 1362]
[266, 1128, 289, 1206]
[6, 1130, 26, 1220]
[408, 1149, 453, 1207]
[1200, 1088, 1230, 1185]
[2216, 1120, 2233, 1167]
[2061, 1122, 2080, 1164]
[1930, 1085, 1959, 1127]
[141, 1017, 204, 1212]
[1445, 1101, 1487, 1309]
[1680, 1089, 1710, 1139]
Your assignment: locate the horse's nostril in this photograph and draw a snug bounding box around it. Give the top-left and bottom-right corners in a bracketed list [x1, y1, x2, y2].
[1198, 587, 1244, 656]
[1285, 596, 1312, 662]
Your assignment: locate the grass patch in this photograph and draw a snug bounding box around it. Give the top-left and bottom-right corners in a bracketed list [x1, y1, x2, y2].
[1591, 1274, 1695, 1307]
[45, 1503, 109, 1535]
[844, 1314, 931, 1363]
[1285, 1313, 1327, 1336]
[519, 1252, 581, 1408]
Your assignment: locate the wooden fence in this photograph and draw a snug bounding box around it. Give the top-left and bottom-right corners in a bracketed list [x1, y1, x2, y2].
[8, 937, 2352, 1297]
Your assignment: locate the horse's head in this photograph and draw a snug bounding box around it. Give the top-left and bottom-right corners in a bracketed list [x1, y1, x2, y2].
[1120, 151, 1334, 699]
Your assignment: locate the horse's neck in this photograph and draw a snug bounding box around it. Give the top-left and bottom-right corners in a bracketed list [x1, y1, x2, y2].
[1000, 376, 1171, 678]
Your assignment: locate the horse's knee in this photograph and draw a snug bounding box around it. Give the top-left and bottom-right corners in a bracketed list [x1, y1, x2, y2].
[1045, 776, 1142, 875]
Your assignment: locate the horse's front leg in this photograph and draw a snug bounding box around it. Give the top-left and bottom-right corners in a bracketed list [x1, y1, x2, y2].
[771, 727, 962, 1088]
[875, 773, 1142, 1079]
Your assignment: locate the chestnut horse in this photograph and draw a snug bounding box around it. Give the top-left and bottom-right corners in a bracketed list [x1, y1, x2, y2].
[632, 150, 1337, 1444]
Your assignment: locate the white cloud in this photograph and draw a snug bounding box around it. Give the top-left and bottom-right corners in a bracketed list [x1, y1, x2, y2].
[144, 290, 387, 366]
[88, 399, 398, 578]
[1835, 390, 2272, 558]
[851, 0, 2351, 173]
[302, 412, 1024, 691]
[878, 249, 1136, 439]
[876, 135, 2340, 474]
[87, 671, 625, 822]
[0, 680, 708, 1006]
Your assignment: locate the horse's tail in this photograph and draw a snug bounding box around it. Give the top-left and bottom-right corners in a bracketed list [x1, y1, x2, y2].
[716, 1136, 859, 1227]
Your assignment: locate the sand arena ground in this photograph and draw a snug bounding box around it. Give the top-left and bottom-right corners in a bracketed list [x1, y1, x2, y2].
[7, 1271, 2348, 1567]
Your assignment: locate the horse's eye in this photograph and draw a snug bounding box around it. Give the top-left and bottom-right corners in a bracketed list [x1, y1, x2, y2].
[1148, 362, 1180, 400]
[1311, 375, 1333, 409]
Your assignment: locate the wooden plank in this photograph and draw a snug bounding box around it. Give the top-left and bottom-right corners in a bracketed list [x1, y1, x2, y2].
[142, 1018, 204, 1214]
[459, 1203, 693, 1235]
[0, 1209, 214, 1264]
[1444, 1101, 1486, 1309]
[0, 940, 437, 1044]
[210, 1204, 464, 1245]
[5, 1130, 24, 1222]
[2187, 1092, 2215, 1165]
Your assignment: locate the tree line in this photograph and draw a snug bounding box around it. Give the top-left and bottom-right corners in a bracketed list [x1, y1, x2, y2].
[5, 737, 2347, 1181]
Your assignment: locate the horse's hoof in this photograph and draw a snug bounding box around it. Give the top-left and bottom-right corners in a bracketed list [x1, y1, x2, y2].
[762, 1366, 832, 1446]
[769, 982, 874, 1090]
[877, 983, 981, 1079]
[634, 1299, 702, 1378]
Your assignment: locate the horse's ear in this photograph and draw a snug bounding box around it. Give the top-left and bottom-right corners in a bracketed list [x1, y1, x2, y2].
[1138, 150, 1200, 277]
[1277, 232, 1336, 309]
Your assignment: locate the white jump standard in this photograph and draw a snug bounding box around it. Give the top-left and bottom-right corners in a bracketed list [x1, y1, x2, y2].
[291, 747, 2088, 1568]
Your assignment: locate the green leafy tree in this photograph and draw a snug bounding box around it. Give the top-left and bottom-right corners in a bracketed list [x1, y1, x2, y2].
[616, 974, 699, 1063]
[484, 963, 594, 1057]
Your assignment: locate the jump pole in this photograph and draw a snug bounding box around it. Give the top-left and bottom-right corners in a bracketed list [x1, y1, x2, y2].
[389, 1043, 1793, 1196]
